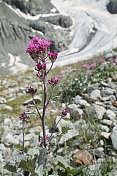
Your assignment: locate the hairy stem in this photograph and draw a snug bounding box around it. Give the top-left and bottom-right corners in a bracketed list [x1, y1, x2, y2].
[42, 70, 47, 148]
[22, 121, 25, 155]
[46, 62, 53, 75]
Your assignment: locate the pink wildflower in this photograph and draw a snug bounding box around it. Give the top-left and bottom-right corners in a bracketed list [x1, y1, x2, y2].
[26, 36, 52, 62]
[98, 59, 105, 63]
[89, 73, 94, 76]
[108, 58, 114, 61]
[48, 52, 58, 63]
[40, 135, 50, 145]
[114, 58, 117, 63]
[48, 77, 59, 86]
[58, 75, 62, 78]
[90, 63, 96, 69]
[62, 109, 68, 117]
[27, 87, 37, 96]
[35, 62, 46, 71]
[19, 111, 30, 122]
[90, 57, 97, 62]
[82, 65, 89, 69]
[36, 71, 43, 79]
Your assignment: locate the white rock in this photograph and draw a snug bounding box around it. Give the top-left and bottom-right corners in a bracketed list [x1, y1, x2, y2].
[101, 119, 112, 126]
[111, 126, 117, 150]
[3, 118, 12, 127]
[101, 132, 111, 139]
[105, 110, 116, 121]
[3, 105, 13, 111]
[90, 89, 101, 100]
[0, 97, 6, 104]
[99, 124, 110, 132]
[59, 129, 79, 144]
[74, 95, 82, 104]
[55, 116, 74, 133]
[1, 133, 19, 145]
[93, 104, 106, 119]
[78, 100, 90, 107]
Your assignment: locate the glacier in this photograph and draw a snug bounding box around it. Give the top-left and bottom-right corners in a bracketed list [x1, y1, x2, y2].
[51, 0, 117, 67]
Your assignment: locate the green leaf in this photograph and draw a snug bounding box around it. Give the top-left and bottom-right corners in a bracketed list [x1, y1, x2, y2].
[55, 156, 83, 176]
[38, 148, 48, 168]
[4, 163, 17, 172]
[12, 173, 21, 176]
[19, 157, 37, 173]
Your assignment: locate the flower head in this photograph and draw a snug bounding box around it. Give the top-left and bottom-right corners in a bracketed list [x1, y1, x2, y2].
[62, 109, 68, 117]
[114, 58, 117, 63]
[26, 36, 52, 62]
[108, 58, 114, 61]
[48, 52, 58, 63]
[90, 57, 97, 62]
[48, 77, 59, 87]
[98, 59, 105, 63]
[82, 65, 89, 69]
[40, 135, 50, 145]
[89, 72, 94, 76]
[35, 62, 46, 71]
[90, 63, 96, 69]
[58, 75, 62, 79]
[19, 111, 30, 122]
[27, 87, 37, 96]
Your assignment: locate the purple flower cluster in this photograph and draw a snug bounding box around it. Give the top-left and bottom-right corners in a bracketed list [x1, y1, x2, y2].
[62, 109, 68, 117]
[90, 57, 97, 62]
[48, 52, 58, 63]
[26, 36, 52, 62]
[98, 59, 105, 63]
[108, 58, 117, 63]
[82, 65, 89, 69]
[27, 87, 37, 96]
[48, 77, 59, 86]
[40, 135, 50, 145]
[35, 62, 46, 80]
[19, 111, 30, 122]
[82, 63, 96, 70]
[90, 63, 96, 69]
[35, 62, 46, 71]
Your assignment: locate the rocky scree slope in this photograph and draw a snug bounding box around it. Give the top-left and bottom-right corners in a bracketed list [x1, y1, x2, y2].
[0, 58, 117, 175]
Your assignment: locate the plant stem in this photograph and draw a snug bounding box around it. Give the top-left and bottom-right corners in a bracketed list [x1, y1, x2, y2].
[42, 70, 47, 148]
[46, 63, 53, 75]
[22, 121, 25, 155]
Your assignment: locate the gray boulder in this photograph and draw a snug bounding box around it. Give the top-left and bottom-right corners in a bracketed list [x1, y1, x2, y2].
[107, 0, 117, 14]
[59, 129, 79, 144]
[104, 109, 116, 121]
[84, 104, 106, 120]
[111, 126, 117, 150]
[68, 104, 83, 120]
